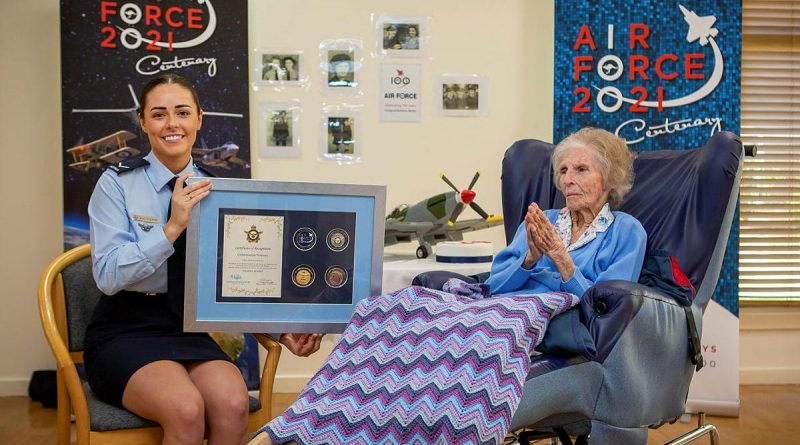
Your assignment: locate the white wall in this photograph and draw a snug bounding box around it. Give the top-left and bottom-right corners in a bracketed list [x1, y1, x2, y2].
[0, 1, 64, 395]
[246, 0, 555, 390]
[0, 0, 797, 397]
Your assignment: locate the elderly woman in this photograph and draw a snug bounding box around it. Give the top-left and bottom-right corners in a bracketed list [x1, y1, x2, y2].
[486, 127, 646, 296]
[252, 127, 645, 445]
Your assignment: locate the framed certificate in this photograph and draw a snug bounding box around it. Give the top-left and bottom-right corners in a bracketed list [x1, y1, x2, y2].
[184, 178, 386, 333]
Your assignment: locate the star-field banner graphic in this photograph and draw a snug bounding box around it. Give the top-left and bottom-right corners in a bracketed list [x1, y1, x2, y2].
[61, 0, 250, 250]
[60, 0, 257, 390]
[553, 1, 741, 415]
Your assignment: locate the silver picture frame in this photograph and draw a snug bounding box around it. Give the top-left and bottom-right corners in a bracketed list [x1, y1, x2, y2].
[184, 177, 386, 333]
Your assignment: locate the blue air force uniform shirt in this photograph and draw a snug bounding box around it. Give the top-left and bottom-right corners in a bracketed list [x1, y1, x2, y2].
[88, 152, 205, 296]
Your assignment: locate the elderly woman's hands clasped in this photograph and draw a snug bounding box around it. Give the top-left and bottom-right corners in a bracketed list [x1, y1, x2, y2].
[523, 203, 576, 281]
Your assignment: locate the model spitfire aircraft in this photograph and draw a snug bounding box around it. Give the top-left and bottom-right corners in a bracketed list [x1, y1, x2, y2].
[192, 141, 248, 170]
[66, 130, 141, 172]
[385, 172, 504, 258]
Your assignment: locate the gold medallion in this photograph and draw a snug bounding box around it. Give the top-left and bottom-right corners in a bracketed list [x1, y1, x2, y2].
[292, 265, 315, 288]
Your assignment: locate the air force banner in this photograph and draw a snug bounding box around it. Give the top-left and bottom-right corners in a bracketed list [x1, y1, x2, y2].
[553, 1, 742, 415]
[61, 0, 250, 249]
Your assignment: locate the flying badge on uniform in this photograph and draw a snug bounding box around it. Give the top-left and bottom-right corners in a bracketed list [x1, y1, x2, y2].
[292, 265, 315, 288]
[244, 225, 264, 243]
[326, 228, 350, 251]
[133, 214, 159, 232]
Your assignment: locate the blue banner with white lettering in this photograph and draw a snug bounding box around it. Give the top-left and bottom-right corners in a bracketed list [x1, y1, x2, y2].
[553, 0, 740, 315]
[553, 0, 741, 415]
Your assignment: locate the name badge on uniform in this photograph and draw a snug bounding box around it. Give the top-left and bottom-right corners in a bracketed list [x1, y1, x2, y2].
[134, 214, 160, 232]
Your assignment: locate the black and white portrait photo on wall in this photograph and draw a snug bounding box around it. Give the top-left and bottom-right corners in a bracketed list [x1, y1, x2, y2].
[320, 105, 361, 164]
[372, 15, 430, 58]
[320, 39, 363, 96]
[327, 50, 355, 88]
[442, 84, 479, 110]
[327, 117, 354, 154]
[258, 101, 301, 158]
[382, 24, 420, 50]
[437, 75, 488, 117]
[253, 49, 305, 89]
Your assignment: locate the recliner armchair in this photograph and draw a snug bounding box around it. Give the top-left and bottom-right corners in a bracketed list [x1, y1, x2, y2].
[415, 131, 744, 444]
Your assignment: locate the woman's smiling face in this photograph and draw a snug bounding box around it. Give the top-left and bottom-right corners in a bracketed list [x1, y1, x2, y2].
[139, 83, 202, 172]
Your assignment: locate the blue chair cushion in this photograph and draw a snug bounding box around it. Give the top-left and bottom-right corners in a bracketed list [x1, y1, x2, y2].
[84, 381, 262, 432]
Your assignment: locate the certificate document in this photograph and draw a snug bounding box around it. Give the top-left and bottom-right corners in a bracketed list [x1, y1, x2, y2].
[220, 214, 284, 298]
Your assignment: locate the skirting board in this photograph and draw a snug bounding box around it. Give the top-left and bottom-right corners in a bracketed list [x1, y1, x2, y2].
[272, 375, 315, 393]
[0, 377, 31, 397]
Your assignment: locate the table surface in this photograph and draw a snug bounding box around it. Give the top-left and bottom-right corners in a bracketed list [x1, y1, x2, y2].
[381, 245, 493, 294]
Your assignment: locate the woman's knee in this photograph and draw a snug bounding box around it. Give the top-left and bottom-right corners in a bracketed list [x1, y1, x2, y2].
[163, 393, 205, 442]
[209, 388, 249, 425]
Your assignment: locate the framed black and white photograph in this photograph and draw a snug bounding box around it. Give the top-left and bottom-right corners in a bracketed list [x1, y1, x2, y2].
[253, 49, 305, 88]
[373, 15, 430, 58]
[320, 39, 363, 95]
[326, 50, 355, 88]
[320, 105, 361, 163]
[183, 178, 386, 334]
[437, 75, 488, 117]
[327, 117, 355, 154]
[258, 101, 301, 158]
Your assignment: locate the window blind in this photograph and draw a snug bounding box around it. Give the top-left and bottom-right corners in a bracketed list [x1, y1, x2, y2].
[740, 0, 800, 302]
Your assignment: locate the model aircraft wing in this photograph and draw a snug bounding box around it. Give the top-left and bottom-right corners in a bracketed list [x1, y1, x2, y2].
[445, 215, 504, 234]
[384, 221, 435, 245]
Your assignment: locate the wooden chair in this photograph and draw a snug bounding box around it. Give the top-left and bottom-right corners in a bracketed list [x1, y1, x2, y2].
[38, 244, 282, 445]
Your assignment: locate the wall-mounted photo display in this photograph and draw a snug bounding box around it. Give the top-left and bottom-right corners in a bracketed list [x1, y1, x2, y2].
[252, 49, 306, 90]
[320, 105, 362, 164]
[436, 74, 488, 117]
[372, 14, 431, 58]
[320, 39, 363, 96]
[258, 101, 302, 158]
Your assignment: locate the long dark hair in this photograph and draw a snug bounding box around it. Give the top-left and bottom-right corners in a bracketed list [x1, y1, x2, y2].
[137, 73, 201, 118]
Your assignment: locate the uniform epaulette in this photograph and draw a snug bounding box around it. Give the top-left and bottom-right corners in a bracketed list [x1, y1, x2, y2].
[107, 157, 150, 174]
[193, 162, 217, 178]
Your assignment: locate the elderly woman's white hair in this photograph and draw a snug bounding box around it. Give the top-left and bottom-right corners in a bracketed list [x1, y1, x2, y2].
[552, 127, 635, 208]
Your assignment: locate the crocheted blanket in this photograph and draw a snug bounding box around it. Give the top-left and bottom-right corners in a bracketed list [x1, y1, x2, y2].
[259, 279, 578, 445]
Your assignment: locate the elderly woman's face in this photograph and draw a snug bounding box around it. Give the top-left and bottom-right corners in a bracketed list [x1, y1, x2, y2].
[557, 145, 609, 214]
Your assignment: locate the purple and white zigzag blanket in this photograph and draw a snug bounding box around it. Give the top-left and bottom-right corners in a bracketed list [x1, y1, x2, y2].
[259, 279, 578, 445]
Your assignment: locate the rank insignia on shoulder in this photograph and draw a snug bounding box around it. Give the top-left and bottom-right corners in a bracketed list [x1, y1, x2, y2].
[107, 157, 150, 174]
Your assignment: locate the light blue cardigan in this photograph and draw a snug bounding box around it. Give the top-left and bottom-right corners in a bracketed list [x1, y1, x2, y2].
[485, 207, 647, 297]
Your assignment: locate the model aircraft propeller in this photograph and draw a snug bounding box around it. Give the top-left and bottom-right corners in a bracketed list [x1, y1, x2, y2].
[440, 172, 491, 224]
